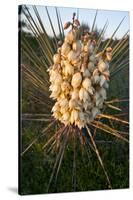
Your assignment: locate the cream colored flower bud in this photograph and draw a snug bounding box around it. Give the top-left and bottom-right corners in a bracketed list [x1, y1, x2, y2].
[79, 87, 90, 103]
[49, 69, 57, 80]
[106, 52, 112, 61]
[61, 81, 71, 92]
[70, 109, 79, 123]
[82, 78, 91, 90]
[62, 111, 70, 121]
[51, 64, 58, 71]
[71, 72, 82, 88]
[83, 101, 89, 110]
[96, 98, 104, 108]
[50, 88, 60, 99]
[47, 65, 53, 73]
[75, 120, 85, 129]
[106, 47, 112, 52]
[79, 87, 84, 101]
[83, 69, 91, 78]
[65, 30, 76, 44]
[54, 74, 63, 84]
[79, 111, 85, 121]
[88, 62, 95, 72]
[71, 89, 79, 100]
[73, 60, 81, 68]
[59, 98, 69, 108]
[63, 61, 74, 76]
[50, 84, 60, 93]
[57, 93, 65, 100]
[88, 87, 95, 95]
[52, 102, 60, 112]
[96, 97, 103, 106]
[103, 82, 109, 89]
[91, 107, 100, 118]
[87, 102, 94, 109]
[93, 68, 99, 76]
[50, 71, 62, 84]
[69, 99, 78, 109]
[53, 54, 60, 64]
[100, 75, 106, 87]
[67, 50, 78, 63]
[72, 40, 82, 52]
[72, 57, 81, 65]
[60, 106, 69, 114]
[98, 60, 109, 72]
[52, 85, 60, 95]
[102, 70, 110, 77]
[93, 75, 100, 84]
[89, 55, 96, 62]
[53, 111, 62, 120]
[73, 109, 79, 121]
[99, 87, 107, 100]
[86, 114, 91, 123]
[94, 91, 100, 101]
[106, 47, 112, 61]
[61, 42, 71, 56]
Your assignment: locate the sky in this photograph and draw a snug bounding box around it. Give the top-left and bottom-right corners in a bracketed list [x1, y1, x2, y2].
[23, 5, 129, 39]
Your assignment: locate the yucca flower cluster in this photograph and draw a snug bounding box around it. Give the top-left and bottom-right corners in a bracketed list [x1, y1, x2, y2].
[48, 14, 112, 129]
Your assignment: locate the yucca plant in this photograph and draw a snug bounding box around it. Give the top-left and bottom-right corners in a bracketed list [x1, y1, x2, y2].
[19, 5, 129, 194]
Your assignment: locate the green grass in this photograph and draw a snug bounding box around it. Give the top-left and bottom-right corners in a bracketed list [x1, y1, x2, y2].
[20, 121, 129, 194]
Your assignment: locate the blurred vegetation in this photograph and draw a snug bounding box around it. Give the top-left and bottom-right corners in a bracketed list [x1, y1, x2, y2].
[19, 12, 129, 195]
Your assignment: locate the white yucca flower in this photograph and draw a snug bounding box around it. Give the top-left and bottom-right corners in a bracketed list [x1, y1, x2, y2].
[98, 60, 109, 72]
[63, 61, 74, 76]
[61, 81, 71, 93]
[68, 50, 79, 63]
[71, 72, 82, 88]
[91, 107, 100, 118]
[53, 53, 60, 64]
[48, 18, 112, 129]
[72, 40, 82, 52]
[88, 62, 95, 72]
[100, 75, 106, 86]
[70, 109, 79, 123]
[71, 89, 79, 99]
[99, 87, 107, 100]
[59, 98, 69, 108]
[69, 99, 79, 109]
[82, 78, 91, 90]
[93, 75, 100, 84]
[61, 42, 71, 56]
[83, 68, 91, 77]
[65, 30, 77, 44]
[79, 87, 90, 103]
[62, 111, 70, 121]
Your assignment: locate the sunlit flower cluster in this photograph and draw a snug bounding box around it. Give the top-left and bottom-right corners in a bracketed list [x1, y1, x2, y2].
[48, 16, 112, 129]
